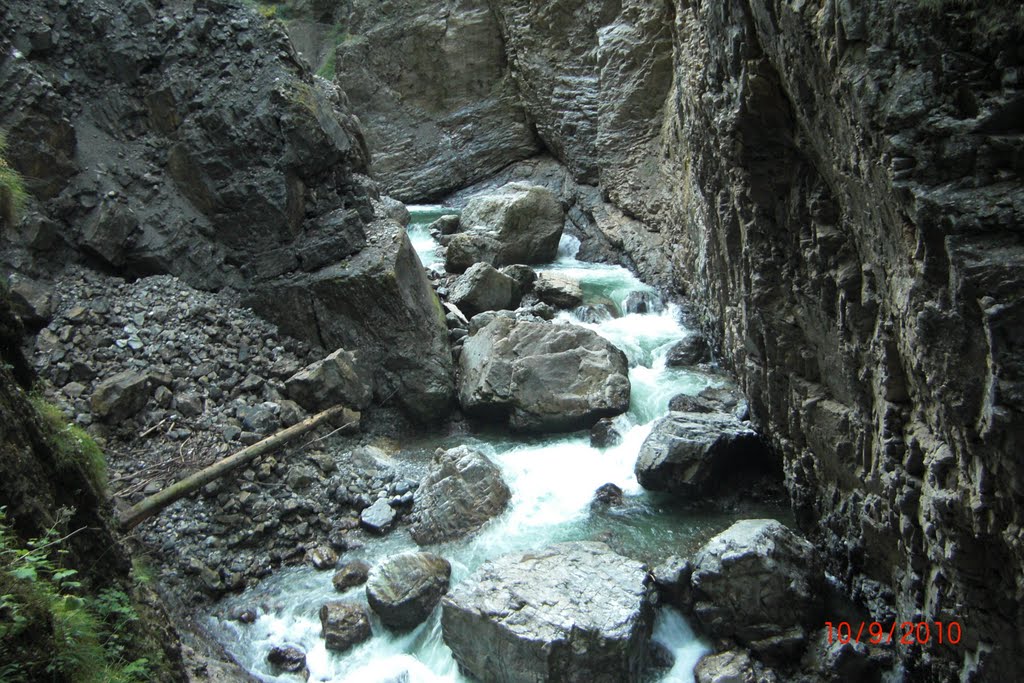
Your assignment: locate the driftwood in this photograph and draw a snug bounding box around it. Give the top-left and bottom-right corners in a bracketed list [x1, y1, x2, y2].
[118, 405, 359, 530]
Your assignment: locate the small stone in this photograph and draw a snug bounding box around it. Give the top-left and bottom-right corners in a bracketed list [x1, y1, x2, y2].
[309, 546, 339, 571]
[319, 602, 372, 653]
[360, 498, 396, 534]
[266, 645, 306, 673]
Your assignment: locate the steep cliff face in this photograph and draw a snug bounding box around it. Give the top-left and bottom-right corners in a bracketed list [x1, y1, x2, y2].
[489, 1, 1023, 678]
[319, 0, 1023, 678]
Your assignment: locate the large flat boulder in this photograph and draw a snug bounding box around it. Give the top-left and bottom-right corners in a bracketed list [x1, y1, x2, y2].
[445, 183, 564, 272]
[634, 412, 774, 496]
[690, 520, 823, 659]
[458, 316, 630, 432]
[409, 446, 511, 545]
[441, 541, 653, 682]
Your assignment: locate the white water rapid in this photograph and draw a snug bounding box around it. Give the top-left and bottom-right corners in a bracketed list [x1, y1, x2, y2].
[208, 206, 785, 682]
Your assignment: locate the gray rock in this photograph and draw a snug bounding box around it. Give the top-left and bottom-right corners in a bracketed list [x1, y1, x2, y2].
[459, 316, 630, 432]
[238, 402, 281, 433]
[694, 650, 760, 683]
[691, 520, 823, 658]
[284, 348, 373, 412]
[266, 645, 307, 674]
[377, 196, 410, 227]
[441, 541, 653, 682]
[634, 413, 772, 497]
[90, 370, 154, 421]
[665, 332, 710, 366]
[590, 417, 621, 448]
[651, 555, 692, 611]
[7, 276, 57, 326]
[445, 183, 564, 272]
[622, 290, 664, 315]
[668, 386, 749, 421]
[308, 546, 338, 571]
[319, 602, 372, 653]
[428, 214, 460, 236]
[409, 446, 511, 546]
[360, 498, 396, 534]
[366, 552, 451, 631]
[256, 223, 454, 423]
[591, 482, 624, 507]
[534, 273, 583, 309]
[333, 560, 371, 592]
[449, 262, 518, 318]
[498, 264, 537, 301]
[174, 391, 204, 417]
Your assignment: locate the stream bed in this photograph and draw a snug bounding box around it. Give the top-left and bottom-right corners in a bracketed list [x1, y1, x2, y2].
[208, 207, 789, 682]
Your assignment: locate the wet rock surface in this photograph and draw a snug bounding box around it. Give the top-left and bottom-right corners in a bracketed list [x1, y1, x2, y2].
[319, 601, 372, 653]
[409, 446, 511, 546]
[444, 183, 564, 272]
[366, 552, 451, 631]
[441, 541, 653, 683]
[635, 412, 777, 499]
[690, 520, 823, 660]
[458, 315, 630, 432]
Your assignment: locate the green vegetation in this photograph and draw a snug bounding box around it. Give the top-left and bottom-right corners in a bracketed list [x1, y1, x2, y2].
[0, 132, 27, 230]
[0, 508, 156, 682]
[30, 396, 109, 495]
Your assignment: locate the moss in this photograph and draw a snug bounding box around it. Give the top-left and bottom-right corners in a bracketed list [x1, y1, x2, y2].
[29, 397, 109, 496]
[0, 132, 27, 231]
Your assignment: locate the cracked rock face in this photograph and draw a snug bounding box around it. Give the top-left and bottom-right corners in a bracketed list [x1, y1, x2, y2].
[441, 541, 654, 683]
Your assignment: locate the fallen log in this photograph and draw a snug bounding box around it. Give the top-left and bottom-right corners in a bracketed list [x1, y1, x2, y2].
[118, 405, 359, 530]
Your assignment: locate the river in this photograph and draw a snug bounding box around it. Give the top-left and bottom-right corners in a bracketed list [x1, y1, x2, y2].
[207, 206, 788, 682]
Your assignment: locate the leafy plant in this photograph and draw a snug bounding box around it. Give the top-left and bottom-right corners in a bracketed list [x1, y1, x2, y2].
[0, 508, 157, 682]
[0, 131, 27, 230]
[30, 396, 109, 495]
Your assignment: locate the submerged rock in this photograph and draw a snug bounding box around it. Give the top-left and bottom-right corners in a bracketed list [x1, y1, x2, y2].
[319, 602, 372, 653]
[409, 446, 511, 546]
[441, 541, 653, 682]
[634, 412, 773, 497]
[590, 417, 622, 448]
[445, 183, 564, 272]
[449, 262, 518, 318]
[592, 482, 624, 507]
[458, 316, 630, 432]
[623, 290, 664, 314]
[691, 519, 823, 659]
[366, 552, 451, 631]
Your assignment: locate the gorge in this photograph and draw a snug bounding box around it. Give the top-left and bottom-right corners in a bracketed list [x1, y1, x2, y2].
[1, 0, 1022, 682]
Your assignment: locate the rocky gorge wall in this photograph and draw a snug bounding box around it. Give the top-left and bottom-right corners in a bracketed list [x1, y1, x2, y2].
[301, 0, 1023, 678]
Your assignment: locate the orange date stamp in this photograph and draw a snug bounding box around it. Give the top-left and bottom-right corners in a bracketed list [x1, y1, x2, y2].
[824, 621, 963, 646]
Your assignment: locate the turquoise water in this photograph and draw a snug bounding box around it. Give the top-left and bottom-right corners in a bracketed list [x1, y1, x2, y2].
[208, 225, 785, 682]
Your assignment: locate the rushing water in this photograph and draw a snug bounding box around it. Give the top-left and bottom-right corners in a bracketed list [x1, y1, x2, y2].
[208, 207, 787, 682]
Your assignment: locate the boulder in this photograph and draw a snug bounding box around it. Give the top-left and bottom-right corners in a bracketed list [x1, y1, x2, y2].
[650, 555, 692, 611]
[253, 223, 454, 423]
[360, 498, 396, 534]
[333, 560, 371, 592]
[319, 601, 372, 653]
[7, 276, 57, 326]
[308, 546, 338, 570]
[366, 552, 451, 631]
[445, 183, 564, 272]
[377, 195, 410, 227]
[694, 650, 761, 683]
[449, 262, 518, 318]
[458, 316, 630, 432]
[590, 417, 621, 447]
[668, 386, 748, 420]
[409, 446, 511, 545]
[499, 264, 537, 301]
[690, 520, 823, 658]
[284, 348, 373, 412]
[665, 332, 711, 366]
[442, 541, 653, 682]
[623, 290, 664, 314]
[266, 645, 307, 675]
[90, 370, 155, 421]
[592, 482, 624, 507]
[534, 273, 584, 309]
[428, 214, 461, 236]
[634, 413, 774, 496]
